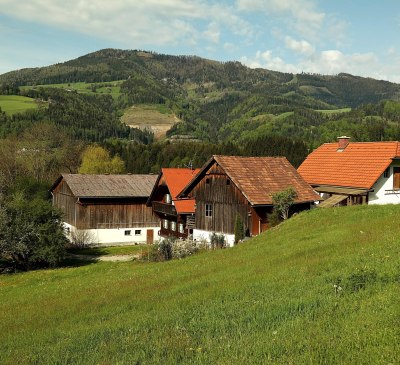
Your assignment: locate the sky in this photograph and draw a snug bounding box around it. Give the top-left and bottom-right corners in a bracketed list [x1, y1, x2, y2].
[0, 0, 400, 82]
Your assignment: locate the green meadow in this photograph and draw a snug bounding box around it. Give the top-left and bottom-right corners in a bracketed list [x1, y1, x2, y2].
[20, 80, 124, 99]
[0, 205, 399, 364]
[0, 95, 38, 115]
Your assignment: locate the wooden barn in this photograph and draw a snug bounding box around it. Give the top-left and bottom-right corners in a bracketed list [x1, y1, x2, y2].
[147, 168, 199, 239]
[179, 155, 320, 245]
[51, 174, 160, 245]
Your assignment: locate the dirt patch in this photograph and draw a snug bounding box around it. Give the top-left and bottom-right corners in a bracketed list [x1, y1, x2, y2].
[121, 105, 180, 139]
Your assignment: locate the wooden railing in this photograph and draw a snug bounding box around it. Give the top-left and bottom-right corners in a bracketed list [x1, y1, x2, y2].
[152, 201, 177, 216]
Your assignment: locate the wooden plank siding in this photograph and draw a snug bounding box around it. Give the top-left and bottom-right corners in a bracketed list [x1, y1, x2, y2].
[75, 198, 159, 229]
[191, 163, 252, 235]
[52, 180, 78, 226]
[52, 180, 159, 230]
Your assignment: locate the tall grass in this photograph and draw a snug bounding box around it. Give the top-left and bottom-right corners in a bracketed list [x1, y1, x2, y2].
[0, 205, 399, 364]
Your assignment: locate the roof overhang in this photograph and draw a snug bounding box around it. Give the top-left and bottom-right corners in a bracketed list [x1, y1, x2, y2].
[313, 185, 371, 195]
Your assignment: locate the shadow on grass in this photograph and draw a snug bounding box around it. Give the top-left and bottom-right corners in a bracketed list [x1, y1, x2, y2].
[66, 247, 108, 256]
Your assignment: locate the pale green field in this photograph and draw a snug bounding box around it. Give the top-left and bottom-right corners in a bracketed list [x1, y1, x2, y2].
[0, 204, 398, 364]
[316, 108, 351, 114]
[0, 95, 38, 115]
[20, 80, 124, 99]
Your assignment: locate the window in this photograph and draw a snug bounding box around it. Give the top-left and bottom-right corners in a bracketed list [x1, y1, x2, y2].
[171, 221, 177, 231]
[205, 178, 210, 185]
[393, 167, 400, 189]
[135, 230, 141, 236]
[165, 193, 171, 204]
[124, 230, 131, 236]
[205, 203, 213, 217]
[178, 223, 184, 233]
[163, 219, 168, 229]
[226, 179, 230, 185]
[384, 167, 390, 178]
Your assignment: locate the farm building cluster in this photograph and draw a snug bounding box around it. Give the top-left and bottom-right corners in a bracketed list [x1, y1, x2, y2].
[51, 137, 400, 246]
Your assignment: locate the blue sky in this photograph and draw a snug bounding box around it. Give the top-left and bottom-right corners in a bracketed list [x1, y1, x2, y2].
[1, 0, 399, 82]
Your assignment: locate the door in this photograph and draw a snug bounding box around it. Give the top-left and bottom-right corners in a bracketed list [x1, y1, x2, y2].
[393, 167, 400, 190]
[146, 229, 154, 244]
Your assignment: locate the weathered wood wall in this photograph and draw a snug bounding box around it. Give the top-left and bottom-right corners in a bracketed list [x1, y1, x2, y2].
[76, 198, 159, 229]
[52, 180, 77, 225]
[52, 180, 159, 229]
[190, 163, 251, 235]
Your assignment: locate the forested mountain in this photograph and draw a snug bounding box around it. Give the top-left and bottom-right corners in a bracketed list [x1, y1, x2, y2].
[1, 48, 400, 180]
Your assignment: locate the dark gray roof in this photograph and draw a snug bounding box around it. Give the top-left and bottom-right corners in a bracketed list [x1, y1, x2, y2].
[57, 174, 158, 198]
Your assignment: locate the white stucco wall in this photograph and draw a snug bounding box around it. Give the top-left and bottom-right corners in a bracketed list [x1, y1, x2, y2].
[64, 223, 160, 246]
[368, 162, 400, 205]
[193, 229, 235, 247]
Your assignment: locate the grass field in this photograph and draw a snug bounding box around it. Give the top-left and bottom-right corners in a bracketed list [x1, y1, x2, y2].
[316, 108, 351, 114]
[0, 95, 38, 115]
[20, 81, 124, 100]
[0, 205, 399, 364]
[121, 104, 180, 139]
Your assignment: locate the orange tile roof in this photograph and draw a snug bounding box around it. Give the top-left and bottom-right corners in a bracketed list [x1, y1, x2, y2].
[162, 168, 200, 214]
[162, 168, 200, 199]
[298, 141, 400, 189]
[174, 199, 196, 214]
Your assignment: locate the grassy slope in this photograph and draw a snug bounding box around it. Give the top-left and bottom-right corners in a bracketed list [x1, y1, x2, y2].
[20, 81, 123, 99]
[0, 205, 399, 364]
[0, 95, 38, 115]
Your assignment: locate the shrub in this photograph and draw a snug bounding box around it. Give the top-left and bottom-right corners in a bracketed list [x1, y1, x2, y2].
[0, 192, 67, 270]
[234, 214, 245, 244]
[210, 232, 226, 249]
[69, 229, 96, 248]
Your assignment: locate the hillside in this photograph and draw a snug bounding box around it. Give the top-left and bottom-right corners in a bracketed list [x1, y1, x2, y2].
[2, 49, 400, 147]
[0, 204, 398, 364]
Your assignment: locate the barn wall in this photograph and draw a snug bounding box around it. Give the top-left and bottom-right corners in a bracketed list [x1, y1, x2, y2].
[52, 180, 77, 225]
[190, 163, 250, 235]
[75, 198, 159, 230]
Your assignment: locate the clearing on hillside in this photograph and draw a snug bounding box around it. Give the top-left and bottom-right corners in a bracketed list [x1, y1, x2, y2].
[20, 81, 123, 99]
[121, 104, 180, 139]
[0, 95, 38, 115]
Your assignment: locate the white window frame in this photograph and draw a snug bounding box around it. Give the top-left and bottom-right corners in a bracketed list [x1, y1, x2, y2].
[135, 229, 141, 236]
[171, 221, 177, 231]
[165, 193, 172, 204]
[178, 223, 184, 233]
[163, 219, 169, 229]
[205, 203, 213, 217]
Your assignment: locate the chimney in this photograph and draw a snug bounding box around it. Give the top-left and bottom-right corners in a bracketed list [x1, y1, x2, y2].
[337, 136, 350, 151]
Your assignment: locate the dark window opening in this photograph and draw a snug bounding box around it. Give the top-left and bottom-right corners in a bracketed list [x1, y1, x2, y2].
[205, 178, 210, 185]
[135, 230, 141, 235]
[124, 230, 131, 236]
[226, 179, 230, 185]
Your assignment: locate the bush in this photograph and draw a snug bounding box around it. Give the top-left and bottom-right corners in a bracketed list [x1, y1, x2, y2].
[69, 229, 96, 248]
[210, 232, 226, 249]
[234, 214, 245, 243]
[0, 192, 67, 270]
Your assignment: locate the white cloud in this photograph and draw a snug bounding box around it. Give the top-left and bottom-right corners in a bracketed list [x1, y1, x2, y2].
[242, 48, 400, 83]
[0, 0, 253, 48]
[284, 36, 315, 55]
[236, 0, 325, 39]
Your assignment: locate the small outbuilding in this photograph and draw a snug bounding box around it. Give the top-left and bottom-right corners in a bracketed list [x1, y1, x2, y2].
[51, 174, 160, 245]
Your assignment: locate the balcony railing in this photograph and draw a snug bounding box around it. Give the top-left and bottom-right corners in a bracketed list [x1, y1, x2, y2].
[152, 201, 177, 217]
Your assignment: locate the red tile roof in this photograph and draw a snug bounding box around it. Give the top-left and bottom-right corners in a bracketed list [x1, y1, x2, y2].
[180, 155, 320, 205]
[161, 168, 200, 214]
[298, 141, 400, 189]
[162, 168, 200, 199]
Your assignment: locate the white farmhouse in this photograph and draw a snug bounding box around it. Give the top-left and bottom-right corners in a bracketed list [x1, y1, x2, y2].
[298, 137, 400, 207]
